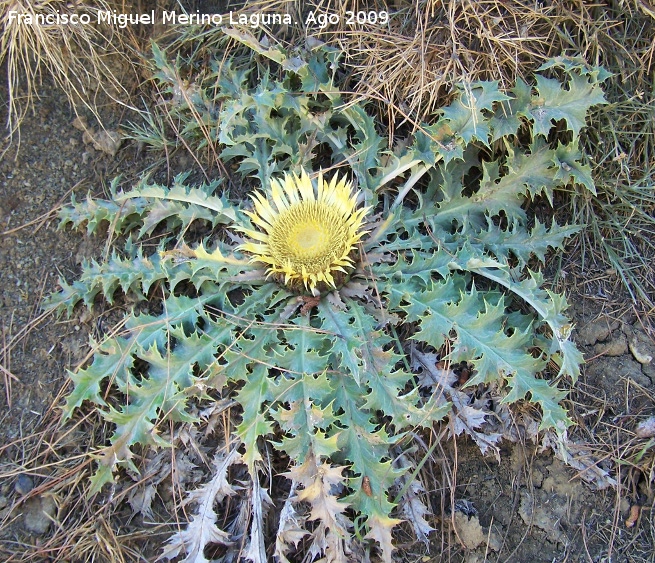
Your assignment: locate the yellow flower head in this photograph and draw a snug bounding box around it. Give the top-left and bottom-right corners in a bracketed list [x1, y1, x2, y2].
[238, 171, 370, 295]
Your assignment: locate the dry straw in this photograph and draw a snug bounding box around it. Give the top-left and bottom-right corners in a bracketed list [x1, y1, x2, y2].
[0, 0, 134, 149]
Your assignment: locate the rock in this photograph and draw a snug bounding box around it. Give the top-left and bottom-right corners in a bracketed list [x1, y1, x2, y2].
[73, 114, 123, 156]
[585, 356, 651, 398]
[623, 323, 655, 364]
[577, 318, 613, 346]
[84, 129, 122, 156]
[453, 511, 501, 551]
[635, 417, 655, 438]
[22, 495, 57, 535]
[593, 333, 628, 357]
[71, 116, 88, 132]
[642, 362, 655, 385]
[628, 338, 653, 365]
[519, 490, 565, 543]
[14, 474, 34, 495]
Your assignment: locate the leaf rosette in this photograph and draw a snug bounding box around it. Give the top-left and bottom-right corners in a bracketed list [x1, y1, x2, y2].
[46, 39, 609, 562]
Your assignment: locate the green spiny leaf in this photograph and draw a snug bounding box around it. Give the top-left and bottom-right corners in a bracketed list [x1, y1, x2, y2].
[471, 218, 581, 268]
[530, 72, 607, 139]
[275, 321, 331, 376]
[235, 363, 276, 471]
[440, 81, 510, 146]
[273, 372, 339, 460]
[490, 78, 532, 141]
[43, 277, 96, 316]
[552, 141, 596, 194]
[115, 175, 240, 223]
[317, 301, 369, 385]
[58, 189, 148, 236]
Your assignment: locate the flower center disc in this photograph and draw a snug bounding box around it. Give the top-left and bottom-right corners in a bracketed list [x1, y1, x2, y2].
[271, 202, 343, 267]
[291, 221, 329, 256]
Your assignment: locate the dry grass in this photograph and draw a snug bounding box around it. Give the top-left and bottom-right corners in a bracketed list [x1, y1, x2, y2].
[303, 1, 652, 128]
[0, 405, 170, 562]
[568, 376, 655, 562]
[0, 0, 136, 152]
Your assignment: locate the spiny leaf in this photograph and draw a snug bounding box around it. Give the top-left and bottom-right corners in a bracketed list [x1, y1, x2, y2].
[401, 281, 571, 429]
[433, 139, 562, 226]
[290, 456, 349, 527]
[244, 471, 272, 563]
[465, 266, 582, 381]
[552, 141, 596, 194]
[326, 370, 403, 522]
[58, 188, 148, 236]
[231, 363, 277, 474]
[530, 72, 607, 139]
[489, 78, 533, 141]
[365, 514, 403, 563]
[317, 301, 368, 385]
[137, 199, 215, 238]
[115, 175, 240, 223]
[62, 362, 111, 416]
[43, 277, 97, 316]
[285, 453, 351, 562]
[273, 320, 331, 376]
[472, 218, 581, 268]
[79, 247, 166, 304]
[440, 80, 510, 146]
[159, 447, 242, 563]
[372, 248, 455, 287]
[62, 311, 168, 417]
[275, 483, 309, 563]
[91, 326, 220, 483]
[274, 372, 339, 460]
[538, 55, 613, 82]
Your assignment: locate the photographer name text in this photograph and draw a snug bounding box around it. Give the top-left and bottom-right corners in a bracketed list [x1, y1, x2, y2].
[7, 10, 290, 29]
[6, 9, 389, 29]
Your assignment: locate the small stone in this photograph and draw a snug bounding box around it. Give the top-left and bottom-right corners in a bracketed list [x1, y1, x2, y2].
[593, 333, 628, 357]
[15, 474, 34, 495]
[453, 511, 501, 551]
[22, 495, 57, 535]
[84, 129, 122, 156]
[71, 116, 89, 132]
[628, 339, 653, 365]
[635, 417, 655, 438]
[577, 319, 612, 346]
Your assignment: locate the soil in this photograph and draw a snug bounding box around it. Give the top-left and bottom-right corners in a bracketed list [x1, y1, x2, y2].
[1, 79, 654, 563]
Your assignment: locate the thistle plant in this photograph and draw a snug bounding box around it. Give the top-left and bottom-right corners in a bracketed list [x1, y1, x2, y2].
[46, 33, 608, 561]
